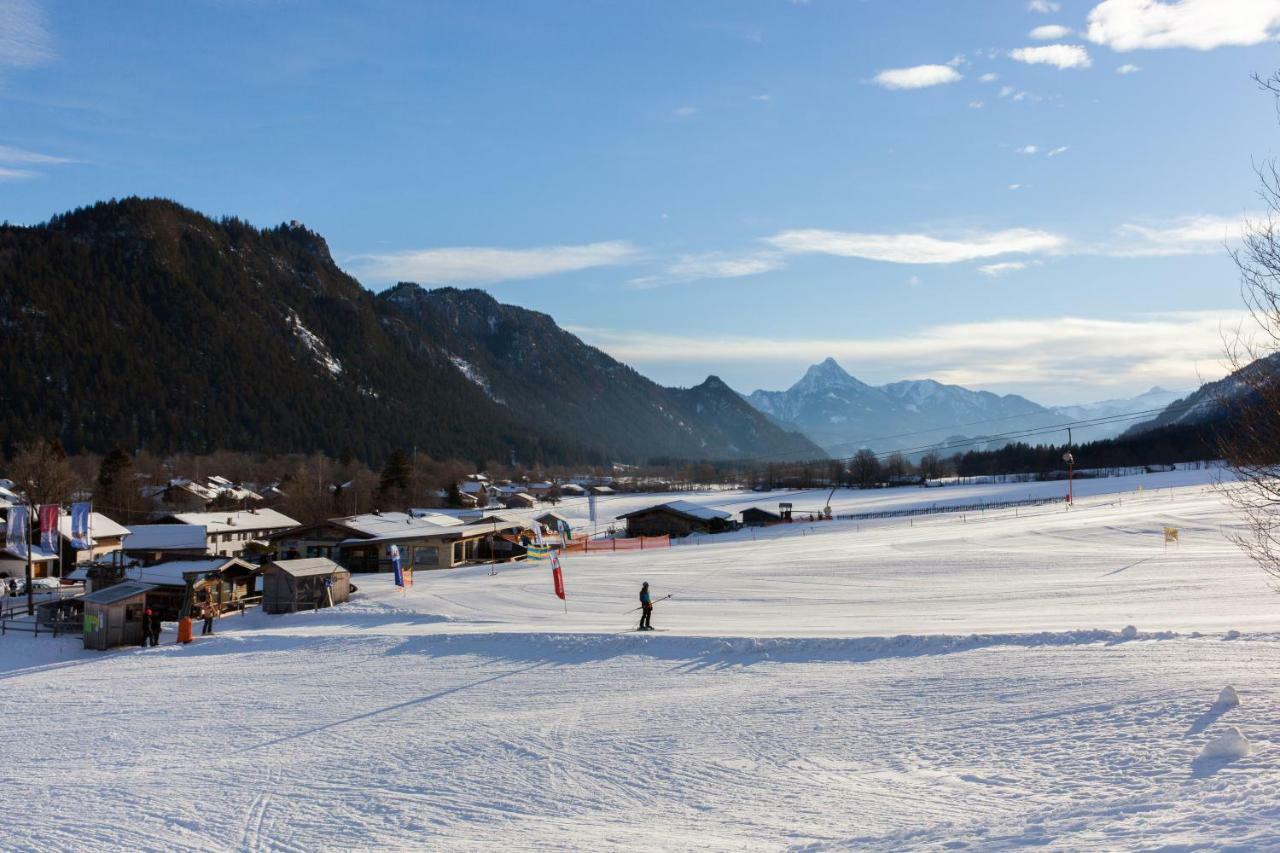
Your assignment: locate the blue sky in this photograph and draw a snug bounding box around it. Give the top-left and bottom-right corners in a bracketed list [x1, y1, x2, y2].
[3, 0, 1280, 404]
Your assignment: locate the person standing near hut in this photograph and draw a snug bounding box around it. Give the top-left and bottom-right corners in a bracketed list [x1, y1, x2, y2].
[141, 608, 153, 647]
[200, 601, 217, 636]
[148, 608, 163, 646]
[638, 582, 654, 631]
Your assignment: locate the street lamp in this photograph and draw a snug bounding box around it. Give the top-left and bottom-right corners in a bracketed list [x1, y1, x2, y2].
[1062, 451, 1075, 505]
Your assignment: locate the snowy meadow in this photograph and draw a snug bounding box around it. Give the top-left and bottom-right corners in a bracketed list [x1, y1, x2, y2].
[3, 469, 1278, 850]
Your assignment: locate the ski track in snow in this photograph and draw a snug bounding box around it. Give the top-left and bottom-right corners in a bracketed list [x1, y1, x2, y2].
[3, 469, 1279, 850]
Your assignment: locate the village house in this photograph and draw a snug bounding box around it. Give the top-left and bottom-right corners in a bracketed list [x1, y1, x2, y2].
[120, 524, 210, 563]
[740, 507, 783, 527]
[504, 492, 537, 509]
[142, 476, 264, 517]
[158, 508, 300, 558]
[558, 483, 587, 497]
[261, 558, 351, 614]
[58, 510, 130, 566]
[616, 500, 734, 538]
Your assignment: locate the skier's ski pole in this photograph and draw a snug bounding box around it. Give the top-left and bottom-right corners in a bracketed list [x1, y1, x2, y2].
[626, 593, 673, 613]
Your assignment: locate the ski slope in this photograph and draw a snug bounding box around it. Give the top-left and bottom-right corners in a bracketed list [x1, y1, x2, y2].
[3, 468, 1279, 850]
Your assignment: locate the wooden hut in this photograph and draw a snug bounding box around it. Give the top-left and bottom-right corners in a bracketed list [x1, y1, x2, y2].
[616, 500, 734, 538]
[740, 507, 783, 527]
[261, 558, 350, 614]
[82, 582, 156, 650]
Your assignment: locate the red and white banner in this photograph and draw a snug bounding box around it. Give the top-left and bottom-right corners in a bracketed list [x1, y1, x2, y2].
[551, 552, 566, 601]
[38, 504, 60, 553]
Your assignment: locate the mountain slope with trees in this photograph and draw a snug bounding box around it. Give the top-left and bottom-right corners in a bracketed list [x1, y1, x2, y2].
[0, 198, 821, 466]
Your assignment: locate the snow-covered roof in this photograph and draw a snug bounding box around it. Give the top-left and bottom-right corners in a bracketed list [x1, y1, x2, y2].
[465, 512, 532, 528]
[618, 500, 732, 522]
[58, 511, 129, 541]
[335, 511, 466, 538]
[122, 524, 208, 551]
[266, 558, 348, 578]
[169, 509, 299, 533]
[1, 544, 58, 562]
[127, 558, 254, 586]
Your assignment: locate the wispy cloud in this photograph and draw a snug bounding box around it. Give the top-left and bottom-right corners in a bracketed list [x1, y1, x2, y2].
[0, 0, 54, 68]
[1010, 44, 1092, 69]
[572, 311, 1241, 398]
[672, 105, 699, 118]
[1086, 0, 1280, 51]
[1107, 214, 1245, 257]
[350, 241, 640, 284]
[979, 261, 1028, 276]
[1116, 63, 1141, 74]
[1030, 24, 1073, 39]
[629, 251, 785, 288]
[1047, 145, 1069, 156]
[979, 72, 999, 82]
[1028, 0, 1061, 12]
[763, 227, 1065, 265]
[872, 64, 962, 90]
[0, 164, 36, 180]
[0, 143, 74, 164]
[1016, 144, 1039, 154]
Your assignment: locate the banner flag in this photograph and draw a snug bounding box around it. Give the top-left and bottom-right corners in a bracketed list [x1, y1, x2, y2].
[5, 505, 29, 558]
[559, 519, 572, 540]
[390, 544, 405, 588]
[70, 502, 94, 550]
[588, 493, 597, 524]
[551, 552, 566, 601]
[532, 520, 544, 547]
[39, 504, 60, 553]
[526, 544, 551, 561]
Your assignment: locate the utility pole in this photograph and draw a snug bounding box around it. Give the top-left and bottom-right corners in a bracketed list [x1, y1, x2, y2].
[25, 504, 34, 616]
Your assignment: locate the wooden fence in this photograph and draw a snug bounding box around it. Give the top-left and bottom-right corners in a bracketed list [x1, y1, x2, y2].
[560, 535, 670, 554]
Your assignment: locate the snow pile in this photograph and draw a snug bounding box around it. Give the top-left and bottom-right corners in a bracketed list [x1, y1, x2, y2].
[1215, 685, 1241, 709]
[1198, 726, 1251, 762]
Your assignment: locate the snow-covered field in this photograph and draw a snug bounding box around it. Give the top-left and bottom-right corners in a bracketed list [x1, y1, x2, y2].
[4, 468, 1280, 850]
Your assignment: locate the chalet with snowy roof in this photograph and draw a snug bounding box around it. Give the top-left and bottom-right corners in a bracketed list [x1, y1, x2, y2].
[121, 524, 210, 563]
[740, 507, 783, 527]
[272, 509, 520, 573]
[589, 485, 616, 495]
[504, 492, 537, 509]
[159, 508, 299, 558]
[616, 500, 734, 538]
[558, 483, 586, 496]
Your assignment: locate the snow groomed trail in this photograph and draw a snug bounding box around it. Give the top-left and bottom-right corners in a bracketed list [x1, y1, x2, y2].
[3, 469, 1279, 850]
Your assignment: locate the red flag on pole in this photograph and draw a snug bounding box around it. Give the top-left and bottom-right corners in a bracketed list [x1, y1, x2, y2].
[551, 553, 566, 601]
[38, 504, 59, 553]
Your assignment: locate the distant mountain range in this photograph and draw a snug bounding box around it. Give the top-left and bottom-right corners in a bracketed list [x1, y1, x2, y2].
[1125, 353, 1280, 437]
[0, 198, 821, 466]
[745, 357, 1187, 455]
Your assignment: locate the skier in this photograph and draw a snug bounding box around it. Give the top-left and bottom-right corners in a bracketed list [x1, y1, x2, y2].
[638, 581, 653, 631]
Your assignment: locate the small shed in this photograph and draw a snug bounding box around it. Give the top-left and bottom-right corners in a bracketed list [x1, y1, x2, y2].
[559, 484, 586, 496]
[261, 558, 351, 614]
[504, 492, 537, 509]
[740, 507, 782, 527]
[82, 582, 156, 650]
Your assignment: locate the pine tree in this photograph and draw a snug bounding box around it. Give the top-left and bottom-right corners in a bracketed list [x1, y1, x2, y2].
[378, 449, 413, 507]
[96, 446, 139, 522]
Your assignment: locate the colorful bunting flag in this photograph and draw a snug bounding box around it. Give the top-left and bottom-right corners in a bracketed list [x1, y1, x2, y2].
[70, 502, 93, 550]
[38, 504, 59, 553]
[5, 505, 29, 558]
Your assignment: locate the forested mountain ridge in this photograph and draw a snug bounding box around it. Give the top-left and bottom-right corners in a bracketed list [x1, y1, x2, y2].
[0, 198, 820, 465]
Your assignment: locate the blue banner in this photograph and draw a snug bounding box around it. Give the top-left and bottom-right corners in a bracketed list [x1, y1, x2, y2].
[390, 544, 404, 588]
[5, 505, 28, 558]
[70, 502, 93, 550]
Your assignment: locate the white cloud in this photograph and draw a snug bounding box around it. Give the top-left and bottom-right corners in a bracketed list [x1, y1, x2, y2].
[873, 64, 962, 90]
[1030, 24, 1074, 39]
[969, 100, 985, 108]
[1009, 183, 1027, 190]
[752, 93, 771, 102]
[1086, 0, 1280, 51]
[1047, 145, 1069, 156]
[1028, 0, 1062, 12]
[1016, 144, 1039, 154]
[979, 261, 1028, 276]
[350, 241, 640, 284]
[0, 165, 36, 180]
[979, 72, 999, 82]
[1010, 44, 1093, 69]
[999, 85, 1017, 97]
[1116, 63, 1141, 73]
[0, 0, 54, 68]
[572, 311, 1240, 399]
[763, 227, 1066, 265]
[629, 251, 785, 288]
[673, 106, 699, 118]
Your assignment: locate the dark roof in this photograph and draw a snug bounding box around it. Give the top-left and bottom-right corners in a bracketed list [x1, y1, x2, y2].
[82, 582, 156, 605]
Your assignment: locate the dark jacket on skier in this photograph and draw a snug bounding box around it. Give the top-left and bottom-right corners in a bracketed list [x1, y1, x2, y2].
[638, 582, 653, 630]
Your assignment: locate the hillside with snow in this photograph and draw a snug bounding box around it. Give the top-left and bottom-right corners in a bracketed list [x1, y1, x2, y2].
[5, 468, 1280, 849]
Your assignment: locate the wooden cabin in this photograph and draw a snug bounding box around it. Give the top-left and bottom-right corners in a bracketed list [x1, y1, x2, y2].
[616, 500, 734, 538]
[740, 507, 783, 527]
[261, 558, 350, 614]
[82, 581, 155, 650]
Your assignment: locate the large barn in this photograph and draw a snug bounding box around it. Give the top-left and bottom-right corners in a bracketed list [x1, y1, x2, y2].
[616, 500, 734, 538]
